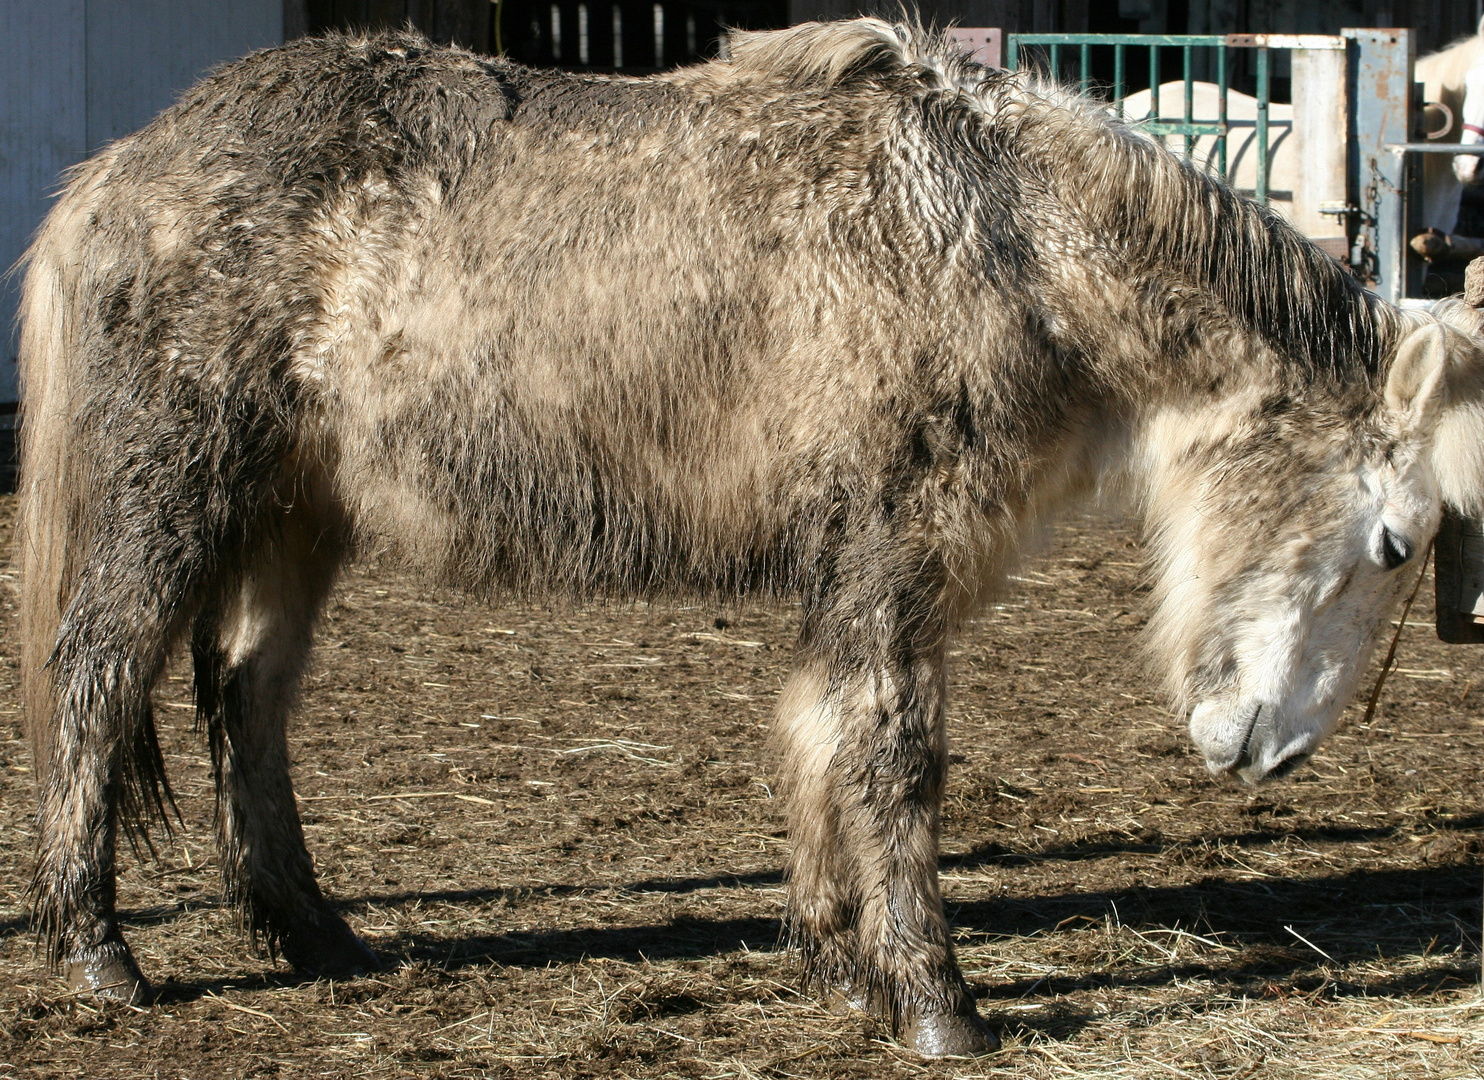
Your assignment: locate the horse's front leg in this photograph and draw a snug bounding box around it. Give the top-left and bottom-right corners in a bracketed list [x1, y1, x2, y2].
[776, 623, 996, 1056]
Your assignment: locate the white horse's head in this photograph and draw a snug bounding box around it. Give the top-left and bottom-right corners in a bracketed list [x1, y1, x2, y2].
[1139, 316, 1484, 784]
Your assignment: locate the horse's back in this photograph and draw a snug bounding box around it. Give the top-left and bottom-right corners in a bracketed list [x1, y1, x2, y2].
[22, 31, 947, 601]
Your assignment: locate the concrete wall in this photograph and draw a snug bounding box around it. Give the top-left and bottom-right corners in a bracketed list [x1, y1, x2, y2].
[0, 1, 283, 404]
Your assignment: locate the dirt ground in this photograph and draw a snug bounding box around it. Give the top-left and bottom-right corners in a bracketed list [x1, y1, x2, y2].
[0, 493, 1478, 1079]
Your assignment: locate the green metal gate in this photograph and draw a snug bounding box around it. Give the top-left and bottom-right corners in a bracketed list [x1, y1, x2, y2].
[1006, 33, 1281, 201]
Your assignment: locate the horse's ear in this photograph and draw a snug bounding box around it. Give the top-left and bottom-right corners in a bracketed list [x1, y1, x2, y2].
[1384, 323, 1454, 434]
[1407, 315, 1484, 515]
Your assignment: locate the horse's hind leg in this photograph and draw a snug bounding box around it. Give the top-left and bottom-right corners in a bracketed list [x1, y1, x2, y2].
[35, 614, 169, 1003]
[778, 596, 996, 1057]
[192, 491, 377, 977]
[30, 493, 219, 1003]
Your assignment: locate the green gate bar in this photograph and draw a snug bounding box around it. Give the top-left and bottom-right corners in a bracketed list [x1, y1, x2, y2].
[1148, 44, 1160, 123]
[1183, 44, 1194, 158]
[1217, 46, 1227, 176]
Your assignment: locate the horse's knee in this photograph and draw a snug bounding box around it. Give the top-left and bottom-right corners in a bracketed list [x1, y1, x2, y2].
[774, 663, 855, 936]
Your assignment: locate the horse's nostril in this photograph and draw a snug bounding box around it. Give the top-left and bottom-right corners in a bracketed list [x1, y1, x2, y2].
[1265, 752, 1310, 781]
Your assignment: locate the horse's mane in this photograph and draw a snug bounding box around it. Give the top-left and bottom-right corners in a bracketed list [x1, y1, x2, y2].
[729, 17, 981, 91]
[727, 19, 1399, 388]
[1057, 95, 1398, 387]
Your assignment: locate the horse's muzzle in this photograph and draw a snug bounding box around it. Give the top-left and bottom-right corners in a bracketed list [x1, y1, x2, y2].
[1190, 700, 1317, 784]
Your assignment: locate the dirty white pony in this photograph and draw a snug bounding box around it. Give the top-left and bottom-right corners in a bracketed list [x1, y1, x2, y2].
[17, 16, 1484, 1059]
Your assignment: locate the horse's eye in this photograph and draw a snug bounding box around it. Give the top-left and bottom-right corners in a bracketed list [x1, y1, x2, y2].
[1382, 528, 1412, 571]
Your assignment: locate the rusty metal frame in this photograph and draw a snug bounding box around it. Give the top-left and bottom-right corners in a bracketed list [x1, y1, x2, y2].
[1345, 29, 1416, 303]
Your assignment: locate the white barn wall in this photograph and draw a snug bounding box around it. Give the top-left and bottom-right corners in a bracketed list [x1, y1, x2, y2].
[85, 1, 281, 150]
[0, 1, 283, 405]
[0, 2, 87, 405]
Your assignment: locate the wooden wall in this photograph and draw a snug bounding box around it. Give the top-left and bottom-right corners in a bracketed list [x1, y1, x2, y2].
[287, 0, 491, 48]
[786, 0, 1477, 55]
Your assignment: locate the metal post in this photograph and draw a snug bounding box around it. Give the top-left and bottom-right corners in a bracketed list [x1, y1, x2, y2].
[1256, 47, 1269, 203]
[1114, 44, 1125, 118]
[1217, 46, 1228, 176]
[1291, 44, 1350, 253]
[1050, 43, 1060, 79]
[1183, 44, 1194, 158]
[1345, 28, 1413, 301]
[1006, 34, 1018, 70]
[1080, 43, 1090, 93]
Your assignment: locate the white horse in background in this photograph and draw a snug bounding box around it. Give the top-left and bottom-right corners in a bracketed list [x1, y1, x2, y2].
[1457, 60, 1484, 188]
[1416, 19, 1484, 235]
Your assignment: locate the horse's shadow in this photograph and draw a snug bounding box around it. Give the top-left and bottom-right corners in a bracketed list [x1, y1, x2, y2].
[139, 859, 1479, 1026]
[30, 825, 1479, 1030]
[939, 811, 1484, 870]
[342, 860, 1477, 972]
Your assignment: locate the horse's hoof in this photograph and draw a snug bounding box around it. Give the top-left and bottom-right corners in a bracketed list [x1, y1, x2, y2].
[905, 1008, 999, 1057]
[281, 912, 380, 978]
[66, 940, 152, 1004]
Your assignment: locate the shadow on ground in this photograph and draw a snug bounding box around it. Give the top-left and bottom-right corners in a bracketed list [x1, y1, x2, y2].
[112, 862, 1478, 1013]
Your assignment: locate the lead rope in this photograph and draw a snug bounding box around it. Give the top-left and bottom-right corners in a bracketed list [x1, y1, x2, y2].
[1360, 539, 1434, 727]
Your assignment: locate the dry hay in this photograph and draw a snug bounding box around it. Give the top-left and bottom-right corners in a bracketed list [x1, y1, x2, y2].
[0, 492, 1477, 1078]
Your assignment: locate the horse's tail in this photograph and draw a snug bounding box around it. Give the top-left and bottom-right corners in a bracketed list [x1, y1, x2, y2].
[16, 158, 124, 803]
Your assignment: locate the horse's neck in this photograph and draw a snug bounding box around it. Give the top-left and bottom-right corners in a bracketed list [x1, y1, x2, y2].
[997, 82, 1391, 406]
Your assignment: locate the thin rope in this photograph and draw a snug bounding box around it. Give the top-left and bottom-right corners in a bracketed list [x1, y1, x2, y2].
[1361, 540, 1434, 727]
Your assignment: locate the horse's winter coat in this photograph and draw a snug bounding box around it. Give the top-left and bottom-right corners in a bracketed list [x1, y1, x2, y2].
[17, 18, 1484, 1056]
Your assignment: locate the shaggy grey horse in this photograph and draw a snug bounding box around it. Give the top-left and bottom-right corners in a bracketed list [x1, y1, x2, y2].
[17, 17, 1484, 1056]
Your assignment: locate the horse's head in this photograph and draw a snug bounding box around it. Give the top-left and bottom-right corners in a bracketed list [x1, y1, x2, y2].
[1140, 315, 1484, 784]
